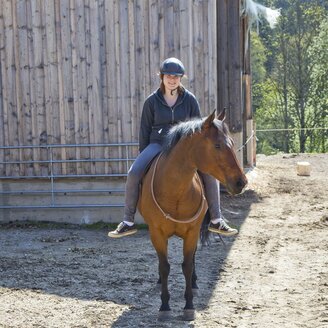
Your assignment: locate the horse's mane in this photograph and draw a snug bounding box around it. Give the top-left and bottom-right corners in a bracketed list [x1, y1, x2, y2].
[162, 118, 203, 154]
[162, 116, 231, 154]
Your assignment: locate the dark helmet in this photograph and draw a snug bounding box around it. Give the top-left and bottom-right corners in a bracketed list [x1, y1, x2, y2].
[160, 57, 185, 76]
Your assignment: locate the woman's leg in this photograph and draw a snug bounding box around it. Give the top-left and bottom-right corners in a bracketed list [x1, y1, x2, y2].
[108, 143, 162, 238]
[199, 173, 222, 219]
[199, 173, 238, 236]
[124, 143, 162, 222]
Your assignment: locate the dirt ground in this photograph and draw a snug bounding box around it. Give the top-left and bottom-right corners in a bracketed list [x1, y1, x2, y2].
[0, 153, 327, 328]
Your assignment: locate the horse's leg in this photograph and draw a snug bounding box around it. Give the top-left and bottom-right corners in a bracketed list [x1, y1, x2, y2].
[149, 229, 171, 320]
[158, 252, 170, 312]
[157, 275, 162, 291]
[192, 248, 199, 292]
[181, 233, 198, 321]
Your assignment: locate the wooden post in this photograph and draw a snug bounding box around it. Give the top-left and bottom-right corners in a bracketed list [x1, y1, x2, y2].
[0, 2, 6, 175]
[216, 0, 229, 113]
[105, 0, 119, 174]
[217, 0, 243, 166]
[227, 0, 242, 134]
[29, 0, 46, 175]
[242, 12, 254, 167]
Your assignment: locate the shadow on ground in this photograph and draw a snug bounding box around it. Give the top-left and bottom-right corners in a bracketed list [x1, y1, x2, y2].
[0, 189, 258, 327]
[112, 189, 259, 327]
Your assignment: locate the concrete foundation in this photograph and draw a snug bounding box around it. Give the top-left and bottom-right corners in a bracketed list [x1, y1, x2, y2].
[0, 178, 144, 225]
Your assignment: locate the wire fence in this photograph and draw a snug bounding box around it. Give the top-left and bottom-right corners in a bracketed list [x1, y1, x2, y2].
[256, 127, 328, 132]
[1, 127, 327, 211]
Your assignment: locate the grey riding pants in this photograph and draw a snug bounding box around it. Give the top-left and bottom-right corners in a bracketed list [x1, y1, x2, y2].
[123, 143, 222, 222]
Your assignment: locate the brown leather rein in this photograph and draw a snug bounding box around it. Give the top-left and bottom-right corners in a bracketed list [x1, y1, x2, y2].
[150, 152, 206, 224]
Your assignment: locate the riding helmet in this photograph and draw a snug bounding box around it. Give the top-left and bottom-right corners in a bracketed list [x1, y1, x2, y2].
[160, 57, 185, 76]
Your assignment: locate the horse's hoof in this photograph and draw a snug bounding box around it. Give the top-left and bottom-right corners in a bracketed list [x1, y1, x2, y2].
[158, 310, 171, 321]
[182, 309, 195, 321]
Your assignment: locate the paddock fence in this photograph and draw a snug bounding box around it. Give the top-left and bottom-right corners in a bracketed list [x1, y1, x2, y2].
[0, 142, 138, 210]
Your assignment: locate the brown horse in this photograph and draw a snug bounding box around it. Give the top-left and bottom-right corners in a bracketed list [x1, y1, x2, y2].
[138, 109, 247, 321]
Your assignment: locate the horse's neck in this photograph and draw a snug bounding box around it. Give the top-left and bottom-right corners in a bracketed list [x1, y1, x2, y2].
[152, 139, 204, 218]
[158, 142, 196, 198]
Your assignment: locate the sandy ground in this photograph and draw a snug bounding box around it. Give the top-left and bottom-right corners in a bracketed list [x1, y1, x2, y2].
[0, 153, 327, 328]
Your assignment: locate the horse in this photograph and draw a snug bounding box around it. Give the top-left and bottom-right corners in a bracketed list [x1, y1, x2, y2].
[137, 109, 247, 321]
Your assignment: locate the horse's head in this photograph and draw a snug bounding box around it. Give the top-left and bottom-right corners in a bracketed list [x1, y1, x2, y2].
[194, 109, 247, 195]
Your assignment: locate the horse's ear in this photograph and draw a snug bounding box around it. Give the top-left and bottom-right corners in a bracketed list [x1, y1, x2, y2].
[217, 107, 226, 121]
[203, 109, 216, 129]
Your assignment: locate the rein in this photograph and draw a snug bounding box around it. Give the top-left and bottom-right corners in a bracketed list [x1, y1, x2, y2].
[151, 152, 206, 224]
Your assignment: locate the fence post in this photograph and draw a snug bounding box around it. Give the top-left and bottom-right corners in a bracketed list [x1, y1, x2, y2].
[48, 146, 55, 207]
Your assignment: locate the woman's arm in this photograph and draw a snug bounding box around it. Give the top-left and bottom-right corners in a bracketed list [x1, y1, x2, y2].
[139, 98, 154, 152]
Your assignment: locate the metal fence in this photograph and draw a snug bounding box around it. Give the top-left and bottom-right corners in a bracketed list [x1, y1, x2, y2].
[0, 143, 138, 209]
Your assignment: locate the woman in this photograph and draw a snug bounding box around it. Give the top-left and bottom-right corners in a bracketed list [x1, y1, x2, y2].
[108, 57, 238, 238]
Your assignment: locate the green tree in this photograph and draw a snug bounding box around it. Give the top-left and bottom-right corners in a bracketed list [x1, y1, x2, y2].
[252, 0, 327, 154]
[283, 2, 325, 152]
[308, 17, 328, 152]
[250, 31, 267, 112]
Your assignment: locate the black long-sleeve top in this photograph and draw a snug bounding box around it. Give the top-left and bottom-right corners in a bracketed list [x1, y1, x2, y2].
[138, 88, 201, 152]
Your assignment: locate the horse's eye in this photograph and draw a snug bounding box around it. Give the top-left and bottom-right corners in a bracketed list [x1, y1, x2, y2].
[215, 144, 221, 149]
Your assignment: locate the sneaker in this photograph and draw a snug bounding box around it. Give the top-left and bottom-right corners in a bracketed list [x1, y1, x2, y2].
[208, 219, 238, 236]
[108, 222, 137, 238]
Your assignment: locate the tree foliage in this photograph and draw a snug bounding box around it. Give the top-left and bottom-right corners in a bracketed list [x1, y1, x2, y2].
[251, 0, 328, 154]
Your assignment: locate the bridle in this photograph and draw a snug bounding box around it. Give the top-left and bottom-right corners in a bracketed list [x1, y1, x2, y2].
[150, 152, 206, 224]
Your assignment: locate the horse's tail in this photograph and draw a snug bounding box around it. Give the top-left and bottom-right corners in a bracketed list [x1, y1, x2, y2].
[200, 209, 211, 247]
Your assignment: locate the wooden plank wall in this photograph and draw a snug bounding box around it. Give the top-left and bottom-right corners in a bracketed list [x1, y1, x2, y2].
[0, 0, 220, 177]
[217, 0, 242, 133]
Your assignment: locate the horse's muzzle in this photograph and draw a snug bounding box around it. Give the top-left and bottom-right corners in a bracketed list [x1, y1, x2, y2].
[236, 176, 247, 190]
[226, 176, 248, 195]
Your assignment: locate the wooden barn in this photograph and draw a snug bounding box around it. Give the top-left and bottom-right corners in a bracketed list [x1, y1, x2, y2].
[0, 0, 254, 223]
